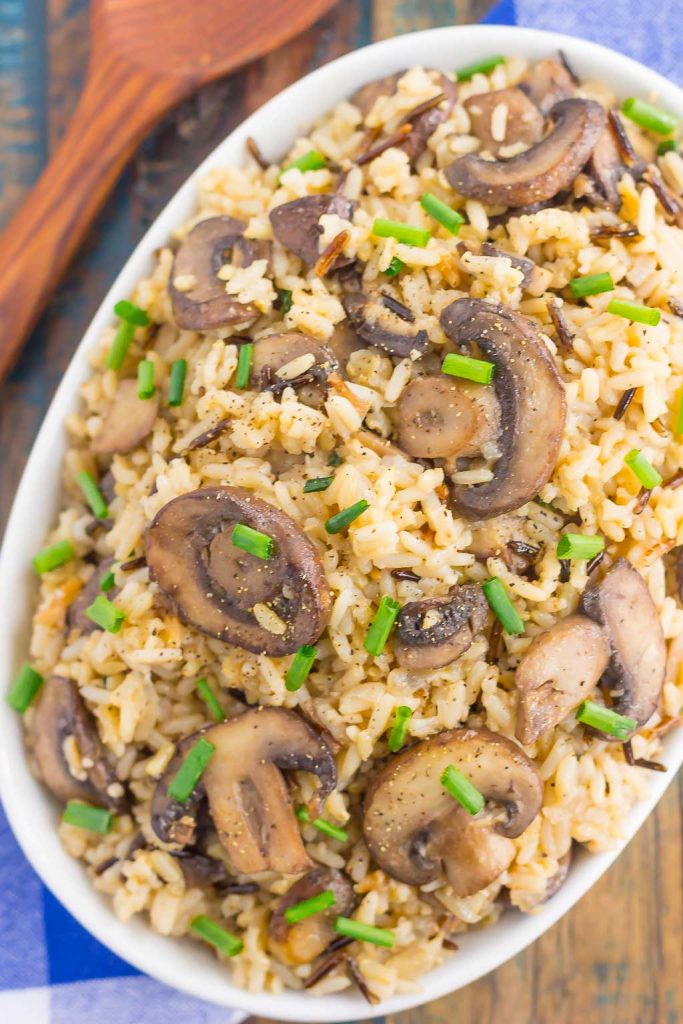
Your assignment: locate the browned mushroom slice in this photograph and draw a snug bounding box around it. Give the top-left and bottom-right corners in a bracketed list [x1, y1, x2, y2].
[582, 127, 627, 210]
[399, 74, 459, 166]
[252, 331, 337, 408]
[66, 558, 118, 636]
[521, 57, 577, 115]
[269, 867, 355, 965]
[579, 558, 666, 735]
[145, 486, 332, 656]
[397, 376, 501, 459]
[515, 615, 610, 744]
[439, 298, 566, 519]
[32, 675, 125, 811]
[445, 99, 606, 208]
[172, 850, 230, 889]
[464, 88, 544, 157]
[91, 379, 159, 456]
[150, 733, 205, 847]
[343, 291, 428, 358]
[269, 194, 355, 267]
[325, 321, 365, 372]
[479, 244, 549, 296]
[393, 583, 488, 671]
[363, 728, 542, 897]
[350, 72, 403, 118]
[232, 236, 272, 271]
[169, 216, 259, 330]
[467, 517, 542, 575]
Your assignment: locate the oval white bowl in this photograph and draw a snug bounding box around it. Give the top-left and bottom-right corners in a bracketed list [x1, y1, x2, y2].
[1, 23, 682, 1022]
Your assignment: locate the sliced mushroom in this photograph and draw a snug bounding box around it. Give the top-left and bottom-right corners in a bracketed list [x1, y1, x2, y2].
[252, 331, 337, 408]
[511, 847, 572, 910]
[269, 194, 355, 266]
[515, 615, 610, 744]
[232, 236, 272, 272]
[172, 850, 230, 889]
[350, 73, 403, 118]
[32, 675, 125, 811]
[464, 88, 544, 157]
[399, 74, 459, 166]
[445, 99, 606, 208]
[363, 728, 542, 897]
[325, 321, 365, 372]
[268, 868, 355, 965]
[393, 583, 488, 671]
[145, 486, 332, 656]
[579, 558, 666, 735]
[521, 57, 577, 115]
[169, 216, 259, 330]
[91, 379, 159, 456]
[344, 291, 428, 358]
[468, 517, 542, 575]
[439, 298, 566, 519]
[580, 127, 626, 209]
[66, 558, 118, 636]
[396, 376, 501, 459]
[479, 244, 549, 296]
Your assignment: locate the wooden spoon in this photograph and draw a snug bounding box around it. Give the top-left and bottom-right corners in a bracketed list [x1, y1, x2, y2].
[0, 0, 338, 381]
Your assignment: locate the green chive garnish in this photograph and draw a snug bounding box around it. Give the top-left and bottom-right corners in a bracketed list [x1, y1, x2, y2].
[456, 55, 505, 81]
[62, 800, 113, 834]
[285, 890, 336, 925]
[168, 737, 216, 802]
[372, 218, 431, 248]
[106, 321, 136, 371]
[325, 499, 369, 534]
[99, 569, 116, 593]
[77, 471, 109, 519]
[441, 352, 495, 385]
[296, 806, 348, 843]
[419, 192, 465, 235]
[569, 272, 615, 298]
[231, 522, 274, 560]
[676, 387, 683, 435]
[576, 699, 637, 739]
[388, 705, 413, 752]
[278, 149, 326, 181]
[621, 97, 679, 136]
[334, 917, 395, 948]
[556, 534, 605, 560]
[657, 139, 678, 155]
[303, 476, 334, 493]
[606, 299, 661, 326]
[235, 342, 253, 390]
[33, 539, 75, 575]
[383, 256, 405, 278]
[364, 595, 401, 657]
[482, 577, 524, 635]
[137, 359, 155, 399]
[196, 678, 225, 722]
[624, 449, 662, 489]
[85, 595, 125, 634]
[114, 299, 149, 327]
[278, 288, 293, 314]
[7, 664, 43, 712]
[441, 764, 485, 815]
[286, 645, 318, 692]
[191, 915, 243, 957]
[168, 359, 187, 407]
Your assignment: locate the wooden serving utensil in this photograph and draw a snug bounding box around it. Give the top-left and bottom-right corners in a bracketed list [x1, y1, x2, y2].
[0, 0, 338, 382]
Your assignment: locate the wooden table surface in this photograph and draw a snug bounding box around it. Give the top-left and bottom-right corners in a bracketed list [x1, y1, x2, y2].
[1, 2, 681, 1022]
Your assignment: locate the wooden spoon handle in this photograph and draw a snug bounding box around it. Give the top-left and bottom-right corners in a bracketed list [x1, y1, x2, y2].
[0, 51, 184, 380]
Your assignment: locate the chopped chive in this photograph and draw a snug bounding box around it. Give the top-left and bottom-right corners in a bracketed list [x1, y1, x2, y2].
[106, 321, 136, 371]
[576, 699, 637, 739]
[196, 678, 225, 722]
[303, 476, 334, 493]
[657, 139, 678, 155]
[372, 218, 431, 248]
[62, 800, 113, 834]
[441, 352, 495, 385]
[440, 764, 485, 816]
[285, 890, 336, 925]
[677, 386, 683, 435]
[327, 450, 344, 467]
[99, 569, 116, 593]
[278, 288, 293, 314]
[286, 645, 318, 692]
[296, 806, 348, 843]
[606, 299, 661, 326]
[85, 595, 125, 634]
[388, 705, 413, 752]
[168, 737, 216, 802]
[364, 595, 401, 657]
[191, 915, 243, 957]
[77, 471, 109, 519]
[334, 917, 395, 948]
[325, 499, 369, 534]
[383, 256, 405, 278]
[235, 342, 253, 390]
[231, 522, 274, 559]
[456, 55, 505, 81]
[33, 539, 75, 575]
[621, 97, 679, 136]
[278, 149, 326, 182]
[114, 299, 149, 327]
[569, 272, 615, 298]
[420, 192, 465, 235]
[168, 359, 187, 407]
[137, 359, 155, 399]
[624, 449, 662, 489]
[7, 664, 43, 712]
[556, 533, 605, 560]
[482, 577, 524, 635]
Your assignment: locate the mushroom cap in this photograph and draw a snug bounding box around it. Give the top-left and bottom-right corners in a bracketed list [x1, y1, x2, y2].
[445, 98, 606, 208]
[439, 298, 566, 519]
[363, 728, 542, 897]
[91, 379, 159, 456]
[268, 867, 355, 964]
[144, 486, 332, 656]
[580, 558, 666, 735]
[269, 194, 355, 266]
[396, 376, 501, 459]
[343, 291, 428, 358]
[515, 615, 610, 745]
[394, 583, 488, 671]
[463, 87, 544, 157]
